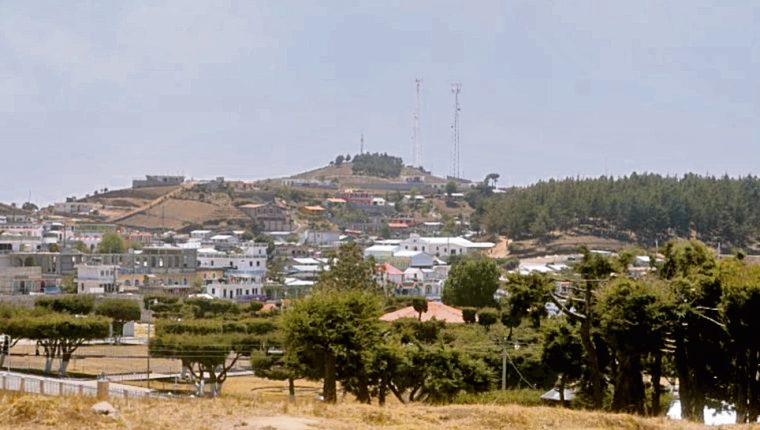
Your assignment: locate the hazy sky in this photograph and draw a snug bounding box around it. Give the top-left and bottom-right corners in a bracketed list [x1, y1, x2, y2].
[2, 1, 760, 204]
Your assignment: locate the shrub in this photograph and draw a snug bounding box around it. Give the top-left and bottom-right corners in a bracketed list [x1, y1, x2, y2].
[477, 308, 499, 331]
[462, 307, 477, 324]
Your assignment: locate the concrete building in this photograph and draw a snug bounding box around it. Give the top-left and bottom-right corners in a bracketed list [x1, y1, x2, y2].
[303, 230, 341, 247]
[239, 202, 292, 232]
[132, 175, 185, 188]
[205, 269, 266, 301]
[76, 263, 118, 294]
[53, 201, 102, 215]
[0, 266, 43, 294]
[399, 234, 494, 258]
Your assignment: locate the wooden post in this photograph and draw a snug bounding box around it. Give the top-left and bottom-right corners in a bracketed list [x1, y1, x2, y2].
[78, 384, 84, 396]
[19, 377, 25, 393]
[58, 381, 63, 396]
[1, 375, 5, 391]
[97, 379, 109, 400]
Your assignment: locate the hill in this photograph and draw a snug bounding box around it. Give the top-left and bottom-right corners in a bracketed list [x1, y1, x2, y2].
[474, 173, 760, 250]
[292, 162, 449, 186]
[0, 393, 714, 430]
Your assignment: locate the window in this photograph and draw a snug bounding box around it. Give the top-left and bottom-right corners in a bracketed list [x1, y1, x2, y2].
[249, 261, 252, 267]
[256, 261, 260, 267]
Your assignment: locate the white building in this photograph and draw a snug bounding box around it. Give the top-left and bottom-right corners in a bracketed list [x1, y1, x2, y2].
[190, 230, 213, 240]
[363, 244, 399, 260]
[399, 234, 495, 258]
[76, 264, 118, 294]
[53, 201, 102, 215]
[197, 248, 267, 270]
[205, 269, 266, 301]
[304, 230, 341, 247]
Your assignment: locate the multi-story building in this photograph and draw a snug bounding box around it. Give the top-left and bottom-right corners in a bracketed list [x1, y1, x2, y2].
[239, 202, 292, 232]
[76, 263, 118, 294]
[205, 269, 266, 301]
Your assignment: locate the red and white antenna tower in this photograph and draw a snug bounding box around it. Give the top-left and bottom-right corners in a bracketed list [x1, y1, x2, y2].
[412, 78, 423, 168]
[450, 83, 462, 179]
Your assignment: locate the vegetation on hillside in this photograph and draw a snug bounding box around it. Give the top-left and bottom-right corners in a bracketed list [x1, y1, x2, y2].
[471, 173, 760, 246]
[351, 152, 404, 178]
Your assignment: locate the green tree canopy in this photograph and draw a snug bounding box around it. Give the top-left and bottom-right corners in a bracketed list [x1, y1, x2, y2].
[442, 258, 501, 308]
[95, 298, 142, 344]
[96, 231, 127, 254]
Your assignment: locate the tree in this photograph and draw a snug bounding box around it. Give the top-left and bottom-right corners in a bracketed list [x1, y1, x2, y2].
[442, 258, 500, 308]
[541, 319, 583, 405]
[445, 180, 458, 197]
[476, 307, 498, 331]
[36, 295, 95, 315]
[485, 173, 500, 188]
[317, 243, 379, 293]
[283, 289, 382, 404]
[6, 314, 109, 375]
[152, 318, 274, 396]
[718, 259, 760, 423]
[95, 299, 142, 344]
[596, 278, 673, 414]
[503, 273, 553, 338]
[411, 297, 428, 321]
[22, 202, 38, 211]
[73, 241, 90, 254]
[461, 307, 477, 324]
[96, 231, 126, 254]
[548, 247, 616, 409]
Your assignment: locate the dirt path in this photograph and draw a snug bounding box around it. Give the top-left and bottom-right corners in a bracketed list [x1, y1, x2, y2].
[222, 416, 320, 430]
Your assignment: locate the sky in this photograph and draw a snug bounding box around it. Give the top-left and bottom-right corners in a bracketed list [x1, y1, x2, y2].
[2, 0, 760, 204]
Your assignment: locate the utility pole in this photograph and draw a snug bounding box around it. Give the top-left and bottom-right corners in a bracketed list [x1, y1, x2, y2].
[450, 83, 462, 179]
[412, 78, 422, 168]
[360, 133, 364, 154]
[501, 336, 507, 390]
[146, 301, 152, 389]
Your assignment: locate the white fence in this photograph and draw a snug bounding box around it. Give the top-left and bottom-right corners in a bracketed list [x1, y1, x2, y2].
[0, 373, 159, 399]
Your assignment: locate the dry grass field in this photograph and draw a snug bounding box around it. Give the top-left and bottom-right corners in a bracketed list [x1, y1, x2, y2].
[0, 391, 739, 430]
[9, 343, 181, 376]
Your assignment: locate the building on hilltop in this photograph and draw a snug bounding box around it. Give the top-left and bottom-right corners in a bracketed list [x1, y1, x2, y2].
[132, 175, 185, 189]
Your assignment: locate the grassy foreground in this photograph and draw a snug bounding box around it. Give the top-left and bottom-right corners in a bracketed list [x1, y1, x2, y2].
[0, 392, 736, 430]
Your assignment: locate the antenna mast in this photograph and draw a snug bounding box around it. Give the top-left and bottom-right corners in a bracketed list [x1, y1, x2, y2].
[412, 78, 422, 168]
[360, 133, 364, 154]
[450, 83, 462, 179]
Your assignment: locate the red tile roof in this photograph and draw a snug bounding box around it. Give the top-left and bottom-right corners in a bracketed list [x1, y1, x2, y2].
[380, 301, 464, 324]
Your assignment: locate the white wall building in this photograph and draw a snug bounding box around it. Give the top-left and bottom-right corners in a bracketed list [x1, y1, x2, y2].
[399, 234, 494, 258]
[76, 264, 118, 294]
[197, 248, 267, 270]
[205, 269, 266, 300]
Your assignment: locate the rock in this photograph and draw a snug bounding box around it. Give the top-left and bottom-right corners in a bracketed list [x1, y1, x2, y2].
[91, 401, 118, 417]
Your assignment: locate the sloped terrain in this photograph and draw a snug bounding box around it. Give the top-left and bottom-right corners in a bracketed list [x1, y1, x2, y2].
[0, 393, 722, 430]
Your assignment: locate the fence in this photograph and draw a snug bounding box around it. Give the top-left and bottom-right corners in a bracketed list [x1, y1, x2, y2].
[0, 373, 159, 400]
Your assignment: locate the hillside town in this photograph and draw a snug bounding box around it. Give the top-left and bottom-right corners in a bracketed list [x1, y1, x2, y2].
[0, 167, 499, 302]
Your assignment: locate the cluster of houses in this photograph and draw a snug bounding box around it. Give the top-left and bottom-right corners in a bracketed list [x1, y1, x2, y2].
[0, 196, 497, 303]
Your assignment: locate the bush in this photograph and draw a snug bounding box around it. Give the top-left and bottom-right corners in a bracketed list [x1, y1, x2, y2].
[477, 308, 499, 331]
[35, 295, 95, 315]
[462, 307, 477, 324]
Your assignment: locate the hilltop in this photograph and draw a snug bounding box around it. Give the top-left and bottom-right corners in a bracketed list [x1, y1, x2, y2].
[35, 157, 462, 233]
[292, 162, 449, 186]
